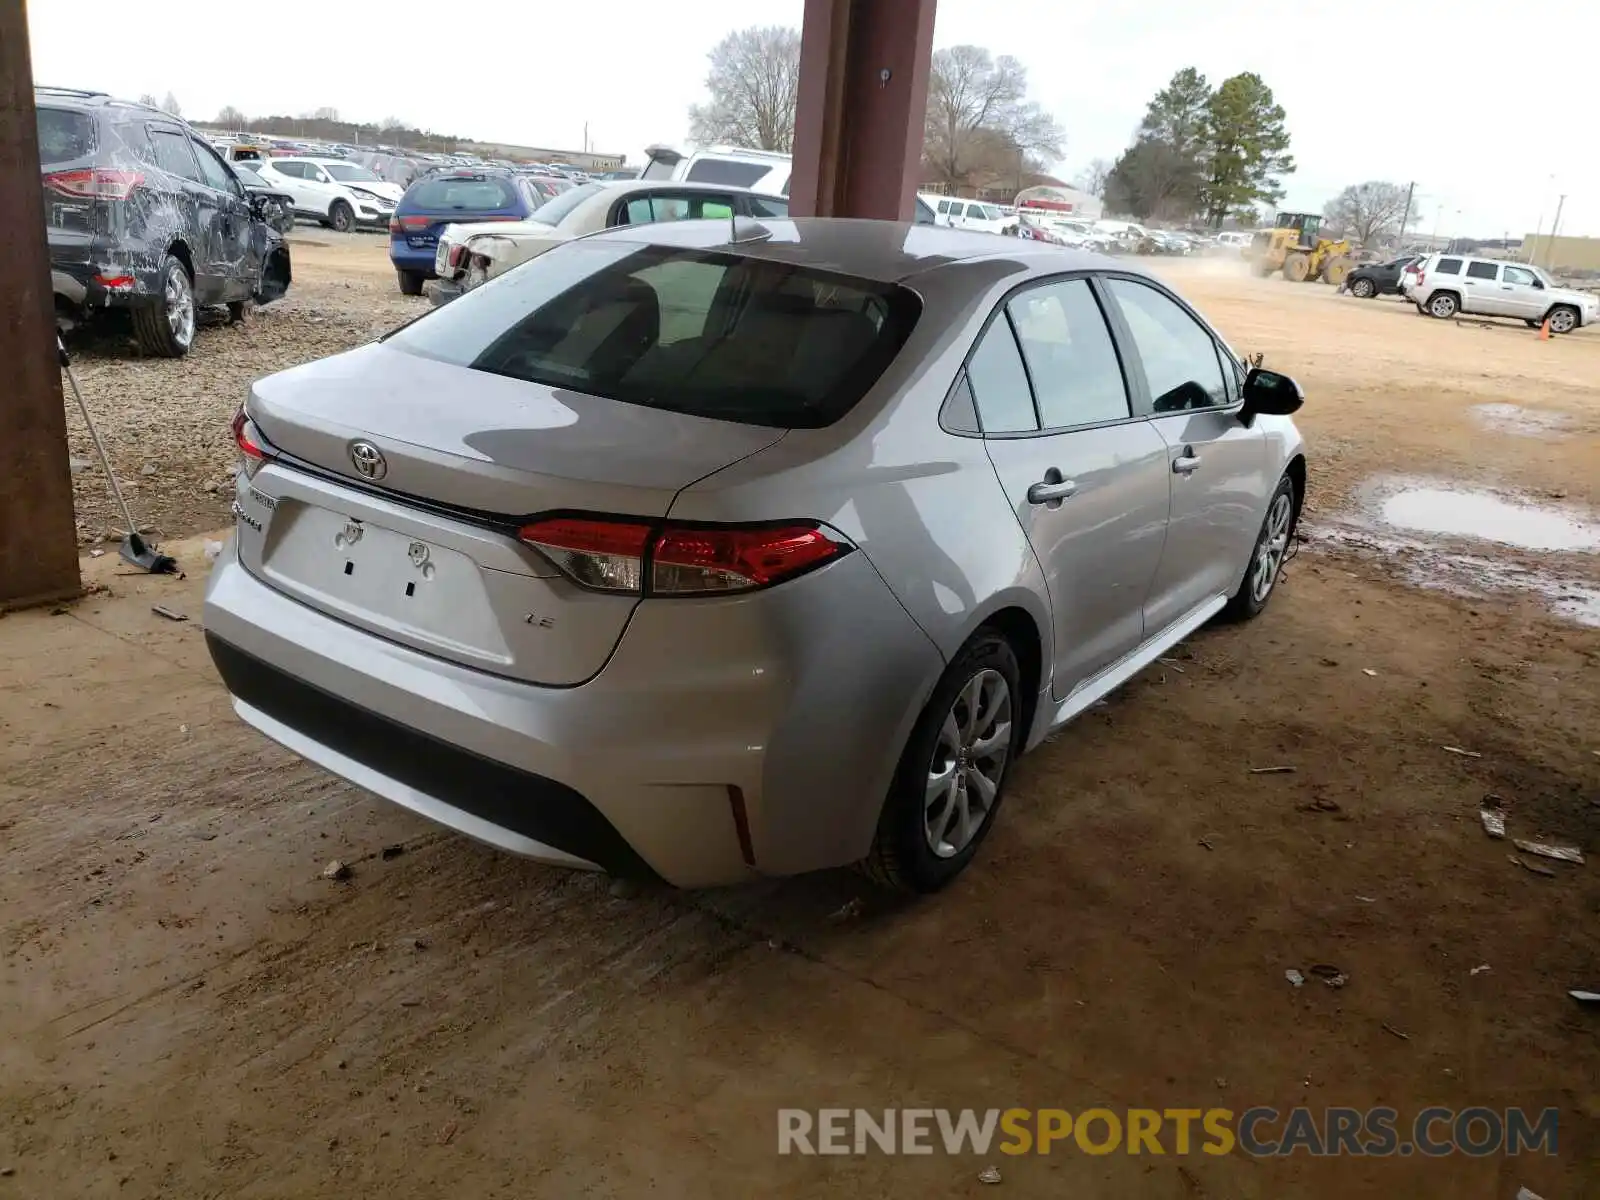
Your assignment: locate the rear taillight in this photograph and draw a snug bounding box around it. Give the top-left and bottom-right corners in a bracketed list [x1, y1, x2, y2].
[231, 407, 272, 480]
[518, 516, 850, 597]
[388, 216, 402, 235]
[44, 168, 144, 200]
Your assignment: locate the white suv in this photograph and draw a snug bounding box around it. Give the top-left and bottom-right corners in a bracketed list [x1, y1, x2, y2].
[254, 156, 404, 232]
[640, 144, 792, 194]
[1406, 253, 1598, 334]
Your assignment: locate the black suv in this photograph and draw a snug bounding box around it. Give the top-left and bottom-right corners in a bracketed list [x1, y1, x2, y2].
[38, 87, 292, 357]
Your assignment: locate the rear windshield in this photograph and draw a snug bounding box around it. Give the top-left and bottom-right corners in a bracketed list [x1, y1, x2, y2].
[37, 107, 95, 165]
[405, 176, 518, 212]
[685, 158, 771, 188]
[527, 182, 604, 225]
[390, 241, 920, 429]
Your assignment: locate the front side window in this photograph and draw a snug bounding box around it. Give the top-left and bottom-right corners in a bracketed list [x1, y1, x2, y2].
[1435, 257, 1463, 275]
[938, 200, 952, 215]
[965, 316, 1037, 434]
[1503, 265, 1537, 287]
[1465, 261, 1499, 281]
[1007, 279, 1130, 429]
[1104, 278, 1228, 415]
[390, 242, 919, 429]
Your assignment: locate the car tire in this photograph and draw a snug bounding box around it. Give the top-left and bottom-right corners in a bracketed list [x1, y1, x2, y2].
[1427, 292, 1459, 319]
[863, 629, 1022, 894]
[396, 269, 425, 297]
[329, 200, 354, 233]
[1222, 474, 1298, 622]
[1546, 305, 1579, 335]
[132, 254, 197, 358]
[1350, 278, 1377, 299]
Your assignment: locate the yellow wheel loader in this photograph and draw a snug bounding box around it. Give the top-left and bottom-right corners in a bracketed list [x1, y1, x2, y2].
[1247, 212, 1354, 285]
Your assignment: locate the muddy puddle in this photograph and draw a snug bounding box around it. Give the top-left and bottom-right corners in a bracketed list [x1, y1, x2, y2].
[1469, 404, 1575, 439]
[1313, 478, 1600, 627]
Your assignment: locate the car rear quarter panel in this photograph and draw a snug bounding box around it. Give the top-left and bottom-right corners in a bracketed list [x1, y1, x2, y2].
[669, 255, 1060, 747]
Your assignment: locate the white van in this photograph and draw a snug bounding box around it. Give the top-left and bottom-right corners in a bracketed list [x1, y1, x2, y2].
[642, 144, 792, 194]
[920, 193, 1010, 235]
[1214, 231, 1253, 249]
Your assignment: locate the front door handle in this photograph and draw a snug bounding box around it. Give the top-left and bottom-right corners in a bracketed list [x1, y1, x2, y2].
[1173, 448, 1202, 475]
[1027, 470, 1077, 506]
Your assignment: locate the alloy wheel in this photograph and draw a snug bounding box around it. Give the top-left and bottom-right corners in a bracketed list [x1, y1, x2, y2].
[1549, 309, 1576, 334]
[165, 264, 195, 349]
[1252, 492, 1294, 603]
[924, 668, 1012, 858]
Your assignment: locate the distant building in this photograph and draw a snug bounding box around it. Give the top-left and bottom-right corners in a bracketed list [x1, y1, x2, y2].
[461, 141, 624, 171]
[1521, 233, 1600, 272]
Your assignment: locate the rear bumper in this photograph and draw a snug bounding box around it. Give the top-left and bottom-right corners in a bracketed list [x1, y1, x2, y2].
[51, 256, 164, 314]
[202, 537, 943, 887]
[429, 277, 465, 306]
[389, 239, 437, 276]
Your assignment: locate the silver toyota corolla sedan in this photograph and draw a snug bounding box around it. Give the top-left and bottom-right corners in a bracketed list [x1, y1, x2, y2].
[205, 219, 1306, 893]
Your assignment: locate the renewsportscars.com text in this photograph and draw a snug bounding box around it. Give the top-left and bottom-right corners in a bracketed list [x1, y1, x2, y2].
[777, 1107, 1558, 1158]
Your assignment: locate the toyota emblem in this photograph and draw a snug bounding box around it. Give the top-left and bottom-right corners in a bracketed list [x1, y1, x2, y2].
[349, 440, 386, 480]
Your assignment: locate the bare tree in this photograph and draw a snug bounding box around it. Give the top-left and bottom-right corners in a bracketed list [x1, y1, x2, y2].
[1323, 180, 1410, 246]
[687, 26, 801, 152]
[160, 92, 182, 118]
[1073, 158, 1112, 198]
[137, 92, 159, 108]
[924, 46, 1063, 191]
[215, 105, 248, 129]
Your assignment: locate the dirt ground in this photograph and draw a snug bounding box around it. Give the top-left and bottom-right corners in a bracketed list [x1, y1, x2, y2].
[6, 239, 1598, 1197]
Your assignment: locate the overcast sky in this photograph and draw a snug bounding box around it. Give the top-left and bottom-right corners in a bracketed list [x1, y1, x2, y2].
[28, 0, 1593, 237]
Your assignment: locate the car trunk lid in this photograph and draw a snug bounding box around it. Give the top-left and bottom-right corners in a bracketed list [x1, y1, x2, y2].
[239, 341, 784, 685]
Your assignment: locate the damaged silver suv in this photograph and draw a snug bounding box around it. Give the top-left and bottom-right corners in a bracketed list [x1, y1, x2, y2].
[38, 87, 292, 357]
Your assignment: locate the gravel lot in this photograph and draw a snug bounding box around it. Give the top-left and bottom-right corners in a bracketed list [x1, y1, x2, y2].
[11, 237, 1598, 1197]
[63, 231, 421, 543]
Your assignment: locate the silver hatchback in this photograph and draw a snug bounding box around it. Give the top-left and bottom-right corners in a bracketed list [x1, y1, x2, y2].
[205, 219, 1307, 892]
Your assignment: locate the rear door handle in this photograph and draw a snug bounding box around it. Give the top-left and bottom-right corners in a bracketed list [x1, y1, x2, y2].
[1027, 475, 1077, 505]
[1173, 450, 1202, 475]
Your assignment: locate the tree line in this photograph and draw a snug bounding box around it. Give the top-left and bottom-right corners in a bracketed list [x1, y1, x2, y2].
[193, 104, 466, 154]
[688, 26, 1064, 196]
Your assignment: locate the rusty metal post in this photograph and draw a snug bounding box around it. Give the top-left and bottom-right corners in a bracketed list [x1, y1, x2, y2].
[0, 0, 82, 606]
[788, 0, 937, 221]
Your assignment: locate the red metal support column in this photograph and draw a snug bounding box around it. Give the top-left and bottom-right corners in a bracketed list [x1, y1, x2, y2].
[0, 0, 82, 606]
[788, 0, 936, 221]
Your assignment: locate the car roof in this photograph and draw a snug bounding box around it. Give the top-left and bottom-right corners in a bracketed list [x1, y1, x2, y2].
[591, 217, 1119, 284]
[595, 179, 785, 198]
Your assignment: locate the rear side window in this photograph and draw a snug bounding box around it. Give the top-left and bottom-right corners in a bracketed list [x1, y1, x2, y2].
[148, 129, 203, 183]
[745, 196, 788, 218]
[273, 161, 305, 178]
[966, 317, 1037, 434]
[36, 107, 95, 165]
[684, 158, 769, 188]
[390, 242, 919, 429]
[1007, 280, 1130, 428]
[1465, 261, 1499, 280]
[1435, 257, 1462, 275]
[405, 176, 518, 211]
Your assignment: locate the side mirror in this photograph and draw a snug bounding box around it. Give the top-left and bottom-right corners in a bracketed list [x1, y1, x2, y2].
[1239, 367, 1303, 424]
[1532, 279, 1545, 290]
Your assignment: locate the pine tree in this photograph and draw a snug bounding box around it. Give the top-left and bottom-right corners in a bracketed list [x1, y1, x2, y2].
[1199, 73, 1294, 227]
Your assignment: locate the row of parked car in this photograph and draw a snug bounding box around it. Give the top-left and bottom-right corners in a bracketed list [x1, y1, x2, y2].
[39, 87, 293, 356]
[1342, 251, 1597, 333]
